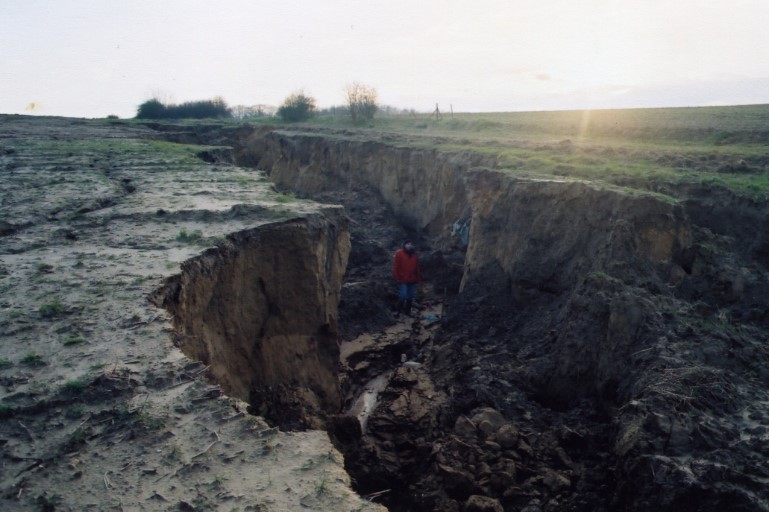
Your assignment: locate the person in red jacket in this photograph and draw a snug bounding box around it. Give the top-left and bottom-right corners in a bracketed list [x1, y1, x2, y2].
[392, 239, 421, 317]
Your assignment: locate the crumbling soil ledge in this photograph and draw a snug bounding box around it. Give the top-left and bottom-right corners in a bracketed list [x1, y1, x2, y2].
[152, 210, 351, 430]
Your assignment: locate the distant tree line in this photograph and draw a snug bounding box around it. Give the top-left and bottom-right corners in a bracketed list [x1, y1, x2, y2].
[230, 104, 277, 119]
[135, 82, 414, 123]
[135, 97, 232, 119]
[275, 82, 381, 124]
[317, 104, 417, 117]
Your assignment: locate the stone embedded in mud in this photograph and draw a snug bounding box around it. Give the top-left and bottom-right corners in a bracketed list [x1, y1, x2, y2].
[519, 499, 544, 512]
[471, 407, 507, 435]
[542, 468, 572, 493]
[477, 420, 498, 435]
[465, 494, 504, 512]
[493, 423, 520, 448]
[454, 415, 477, 437]
[489, 458, 517, 492]
[438, 463, 481, 500]
[517, 437, 536, 459]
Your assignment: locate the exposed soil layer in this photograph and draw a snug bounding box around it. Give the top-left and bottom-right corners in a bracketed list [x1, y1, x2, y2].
[151, 211, 351, 430]
[242, 128, 769, 511]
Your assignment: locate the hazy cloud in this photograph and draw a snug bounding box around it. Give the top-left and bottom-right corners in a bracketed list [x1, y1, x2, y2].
[2, 0, 768, 117]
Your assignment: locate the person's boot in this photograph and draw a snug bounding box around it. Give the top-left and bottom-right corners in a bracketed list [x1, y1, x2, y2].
[405, 299, 413, 317]
[395, 300, 405, 317]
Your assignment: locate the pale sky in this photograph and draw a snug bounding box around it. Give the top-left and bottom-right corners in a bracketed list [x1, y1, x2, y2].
[2, 0, 769, 118]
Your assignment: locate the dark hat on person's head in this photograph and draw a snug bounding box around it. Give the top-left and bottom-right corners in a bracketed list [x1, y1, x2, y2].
[403, 239, 412, 246]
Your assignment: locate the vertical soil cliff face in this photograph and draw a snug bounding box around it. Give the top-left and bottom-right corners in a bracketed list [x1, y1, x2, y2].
[153, 209, 350, 429]
[461, 169, 695, 402]
[256, 132, 493, 244]
[462, 169, 693, 291]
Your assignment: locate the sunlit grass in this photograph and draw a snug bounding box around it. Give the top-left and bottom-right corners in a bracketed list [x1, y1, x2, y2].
[78, 105, 769, 197]
[298, 104, 769, 196]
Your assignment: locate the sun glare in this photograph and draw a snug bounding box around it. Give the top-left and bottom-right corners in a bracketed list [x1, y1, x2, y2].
[578, 109, 592, 139]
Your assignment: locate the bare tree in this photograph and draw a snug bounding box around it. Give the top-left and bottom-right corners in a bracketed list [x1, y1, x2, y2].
[344, 82, 378, 124]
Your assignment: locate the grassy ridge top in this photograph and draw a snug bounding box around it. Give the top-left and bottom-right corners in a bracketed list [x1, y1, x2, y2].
[300, 104, 769, 197]
[128, 103, 769, 145]
[409, 105, 769, 144]
[344, 104, 769, 144]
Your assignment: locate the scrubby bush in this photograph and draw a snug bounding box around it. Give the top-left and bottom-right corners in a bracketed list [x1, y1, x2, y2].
[277, 91, 316, 122]
[136, 98, 167, 119]
[173, 97, 231, 119]
[39, 299, 64, 318]
[135, 97, 232, 119]
[344, 82, 378, 124]
[177, 228, 203, 243]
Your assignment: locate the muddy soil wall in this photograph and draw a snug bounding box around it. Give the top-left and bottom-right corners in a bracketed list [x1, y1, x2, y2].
[153, 209, 350, 428]
[462, 169, 693, 291]
[255, 131, 495, 245]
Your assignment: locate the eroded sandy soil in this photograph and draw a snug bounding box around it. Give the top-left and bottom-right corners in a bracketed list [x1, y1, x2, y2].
[0, 116, 385, 512]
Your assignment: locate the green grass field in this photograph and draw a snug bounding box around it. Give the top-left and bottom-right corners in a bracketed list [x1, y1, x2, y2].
[299, 104, 769, 197]
[124, 104, 769, 197]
